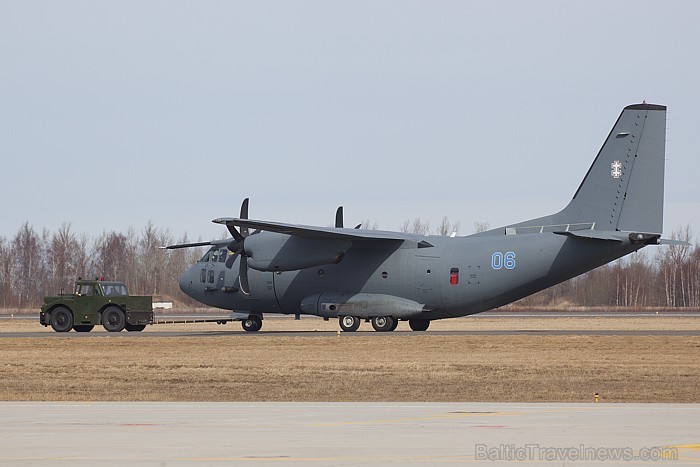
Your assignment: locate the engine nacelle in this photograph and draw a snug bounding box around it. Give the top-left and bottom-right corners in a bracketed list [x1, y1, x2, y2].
[244, 233, 351, 272]
[300, 292, 428, 319]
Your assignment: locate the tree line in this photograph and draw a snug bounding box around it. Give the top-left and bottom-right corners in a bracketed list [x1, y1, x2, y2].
[0, 221, 698, 309]
[0, 222, 203, 308]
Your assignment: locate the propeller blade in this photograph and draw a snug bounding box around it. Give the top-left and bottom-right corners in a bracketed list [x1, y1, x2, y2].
[335, 206, 343, 228]
[239, 255, 250, 295]
[226, 224, 244, 243]
[240, 198, 249, 237]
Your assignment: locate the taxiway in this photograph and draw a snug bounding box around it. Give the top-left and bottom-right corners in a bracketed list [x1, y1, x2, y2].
[0, 402, 698, 466]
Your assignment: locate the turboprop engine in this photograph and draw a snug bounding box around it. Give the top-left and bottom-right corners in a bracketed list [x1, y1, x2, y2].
[241, 233, 351, 272]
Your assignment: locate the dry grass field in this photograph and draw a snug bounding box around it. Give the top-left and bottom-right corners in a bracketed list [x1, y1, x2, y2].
[1, 316, 699, 402]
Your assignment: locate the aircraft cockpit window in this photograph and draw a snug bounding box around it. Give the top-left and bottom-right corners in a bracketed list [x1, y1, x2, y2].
[199, 248, 215, 262]
[211, 249, 219, 262]
[219, 250, 227, 263]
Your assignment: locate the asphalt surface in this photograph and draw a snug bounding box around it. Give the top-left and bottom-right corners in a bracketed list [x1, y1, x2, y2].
[2, 329, 700, 338]
[0, 402, 698, 466]
[2, 310, 700, 337]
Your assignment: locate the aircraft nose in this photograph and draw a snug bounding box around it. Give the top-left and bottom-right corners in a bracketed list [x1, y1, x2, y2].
[179, 266, 197, 297]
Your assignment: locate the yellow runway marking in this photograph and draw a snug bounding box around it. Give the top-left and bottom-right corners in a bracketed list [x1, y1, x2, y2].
[672, 444, 700, 450]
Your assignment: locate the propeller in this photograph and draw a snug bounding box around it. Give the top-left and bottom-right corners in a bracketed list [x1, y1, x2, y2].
[225, 198, 251, 294]
[335, 205, 362, 229]
[335, 206, 343, 228]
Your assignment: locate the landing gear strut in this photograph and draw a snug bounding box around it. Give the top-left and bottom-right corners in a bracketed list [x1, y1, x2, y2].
[242, 315, 263, 332]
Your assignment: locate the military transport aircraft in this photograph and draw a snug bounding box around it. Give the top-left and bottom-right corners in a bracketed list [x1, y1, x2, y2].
[166, 103, 681, 332]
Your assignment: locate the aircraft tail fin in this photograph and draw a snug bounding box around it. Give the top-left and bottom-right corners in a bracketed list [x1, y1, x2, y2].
[508, 103, 667, 234]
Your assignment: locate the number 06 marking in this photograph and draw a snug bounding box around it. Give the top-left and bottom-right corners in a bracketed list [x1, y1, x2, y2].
[491, 251, 516, 270]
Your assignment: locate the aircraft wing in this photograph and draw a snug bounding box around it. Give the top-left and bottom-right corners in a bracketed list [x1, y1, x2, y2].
[212, 218, 420, 243]
[160, 239, 229, 250]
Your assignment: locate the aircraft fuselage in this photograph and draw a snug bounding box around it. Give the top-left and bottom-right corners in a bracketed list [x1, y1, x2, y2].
[179, 231, 641, 320]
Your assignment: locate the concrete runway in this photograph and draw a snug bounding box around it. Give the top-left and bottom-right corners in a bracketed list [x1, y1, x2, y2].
[0, 402, 698, 466]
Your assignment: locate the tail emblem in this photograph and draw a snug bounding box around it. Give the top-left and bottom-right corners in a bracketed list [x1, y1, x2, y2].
[611, 160, 622, 179]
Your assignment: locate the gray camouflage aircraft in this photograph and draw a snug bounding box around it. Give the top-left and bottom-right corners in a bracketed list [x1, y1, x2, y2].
[167, 103, 681, 332]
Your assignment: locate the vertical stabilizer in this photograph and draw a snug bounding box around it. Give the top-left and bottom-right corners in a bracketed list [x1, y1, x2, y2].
[507, 103, 667, 234]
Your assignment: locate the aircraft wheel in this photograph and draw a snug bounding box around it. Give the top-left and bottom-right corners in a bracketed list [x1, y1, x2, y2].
[371, 316, 396, 332]
[408, 319, 430, 331]
[339, 316, 360, 332]
[389, 319, 399, 331]
[50, 307, 73, 333]
[102, 306, 126, 332]
[242, 315, 262, 332]
[73, 325, 94, 333]
[125, 324, 146, 332]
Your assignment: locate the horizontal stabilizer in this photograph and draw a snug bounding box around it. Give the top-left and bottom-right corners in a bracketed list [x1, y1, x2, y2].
[553, 230, 624, 242]
[555, 230, 676, 246]
[659, 238, 692, 246]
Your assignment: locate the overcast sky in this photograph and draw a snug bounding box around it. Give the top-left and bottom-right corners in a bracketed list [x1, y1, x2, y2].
[1, 1, 698, 242]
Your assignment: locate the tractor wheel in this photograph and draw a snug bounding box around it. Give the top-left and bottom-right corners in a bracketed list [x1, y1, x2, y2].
[102, 306, 126, 332]
[50, 306, 73, 333]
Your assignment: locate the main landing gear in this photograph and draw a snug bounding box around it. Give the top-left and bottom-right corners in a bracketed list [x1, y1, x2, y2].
[339, 315, 361, 332]
[371, 316, 398, 332]
[408, 319, 430, 331]
[336, 316, 431, 332]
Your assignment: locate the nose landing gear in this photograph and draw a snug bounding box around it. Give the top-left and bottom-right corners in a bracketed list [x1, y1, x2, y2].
[242, 315, 263, 332]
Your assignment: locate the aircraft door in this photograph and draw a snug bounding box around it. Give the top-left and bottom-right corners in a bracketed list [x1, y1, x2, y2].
[415, 256, 441, 306]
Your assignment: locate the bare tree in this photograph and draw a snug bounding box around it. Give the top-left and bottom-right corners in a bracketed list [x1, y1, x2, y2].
[0, 236, 10, 307]
[47, 223, 79, 295]
[137, 221, 171, 296]
[437, 217, 460, 236]
[358, 219, 379, 230]
[400, 218, 430, 235]
[657, 225, 693, 307]
[473, 220, 490, 233]
[11, 223, 45, 308]
[93, 231, 131, 282]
